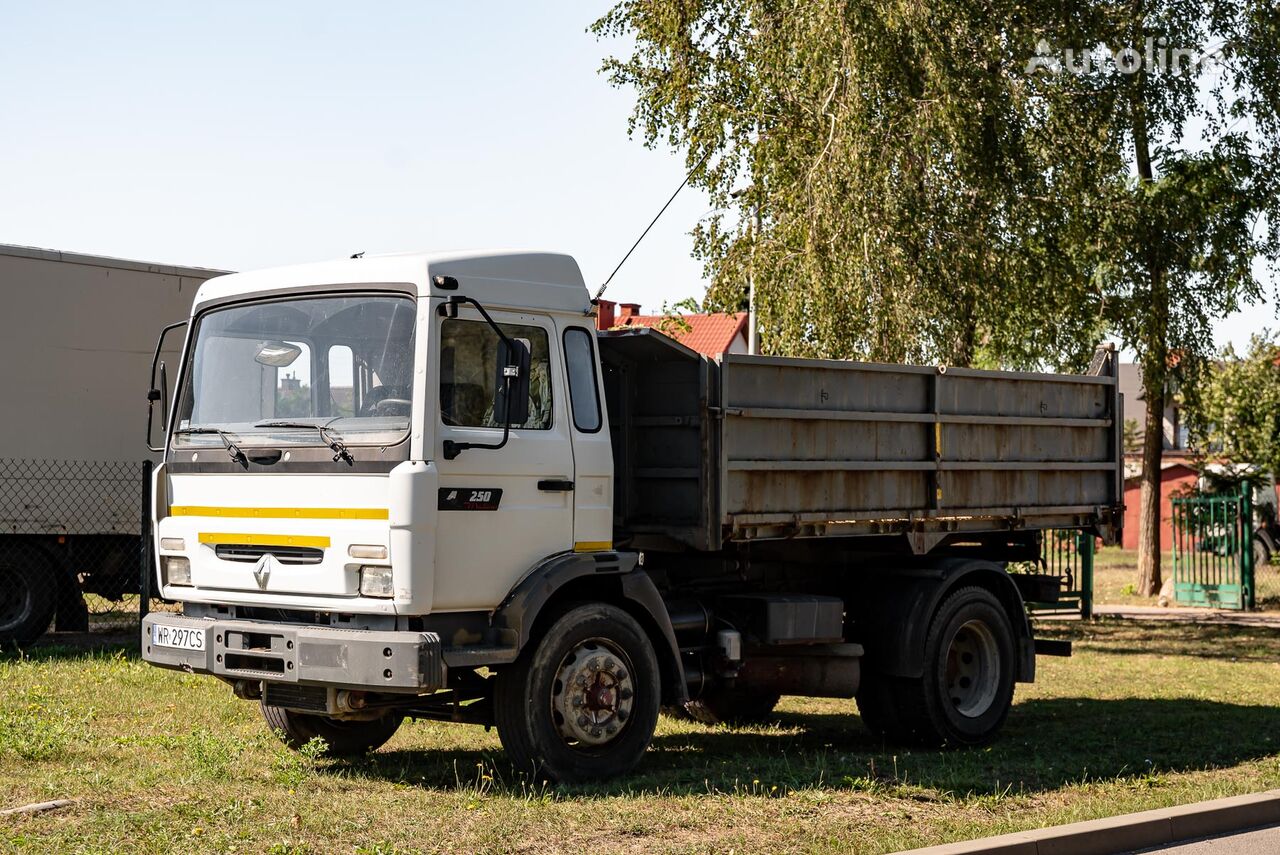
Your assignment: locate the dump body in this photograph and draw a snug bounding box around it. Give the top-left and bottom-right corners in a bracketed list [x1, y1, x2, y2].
[601, 329, 1122, 553]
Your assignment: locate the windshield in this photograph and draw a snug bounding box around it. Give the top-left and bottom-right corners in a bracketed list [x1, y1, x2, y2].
[173, 293, 416, 448]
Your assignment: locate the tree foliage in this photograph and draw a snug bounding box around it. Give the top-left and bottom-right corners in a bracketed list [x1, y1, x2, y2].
[592, 1, 1278, 366]
[1186, 333, 1280, 476]
[592, 0, 1131, 370]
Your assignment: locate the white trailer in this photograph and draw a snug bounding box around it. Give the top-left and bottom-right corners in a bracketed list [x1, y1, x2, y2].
[0, 244, 226, 642]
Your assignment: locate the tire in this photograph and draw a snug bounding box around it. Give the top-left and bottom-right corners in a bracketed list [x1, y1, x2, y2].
[494, 603, 661, 784]
[855, 668, 905, 741]
[859, 586, 1016, 747]
[260, 702, 402, 757]
[1254, 537, 1272, 570]
[0, 546, 56, 647]
[683, 689, 781, 726]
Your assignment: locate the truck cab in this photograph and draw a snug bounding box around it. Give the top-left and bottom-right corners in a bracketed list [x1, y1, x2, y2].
[145, 251, 668, 779]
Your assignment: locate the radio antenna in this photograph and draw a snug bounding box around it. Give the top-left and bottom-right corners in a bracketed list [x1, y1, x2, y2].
[595, 147, 713, 301]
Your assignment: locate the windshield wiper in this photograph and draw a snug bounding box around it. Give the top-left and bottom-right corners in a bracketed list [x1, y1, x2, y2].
[254, 419, 355, 466]
[172, 427, 248, 468]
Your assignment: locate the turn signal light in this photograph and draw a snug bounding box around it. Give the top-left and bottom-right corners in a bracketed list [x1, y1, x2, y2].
[164, 556, 192, 586]
[159, 537, 186, 551]
[349, 544, 388, 560]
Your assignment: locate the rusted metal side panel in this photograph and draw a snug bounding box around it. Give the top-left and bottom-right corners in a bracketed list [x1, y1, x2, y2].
[717, 350, 1122, 547]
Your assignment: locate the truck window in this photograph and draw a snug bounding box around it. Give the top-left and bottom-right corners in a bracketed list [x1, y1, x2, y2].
[562, 327, 601, 432]
[440, 319, 552, 430]
[174, 293, 416, 448]
[273, 341, 312, 417]
[328, 344, 355, 417]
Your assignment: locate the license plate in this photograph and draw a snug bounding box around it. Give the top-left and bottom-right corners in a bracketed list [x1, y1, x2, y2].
[151, 623, 206, 651]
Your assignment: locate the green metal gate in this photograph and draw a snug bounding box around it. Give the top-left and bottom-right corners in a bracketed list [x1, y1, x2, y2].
[1022, 529, 1095, 618]
[1171, 488, 1256, 610]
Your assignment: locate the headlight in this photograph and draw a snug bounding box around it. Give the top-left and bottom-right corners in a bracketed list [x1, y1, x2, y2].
[164, 556, 192, 586]
[359, 566, 394, 598]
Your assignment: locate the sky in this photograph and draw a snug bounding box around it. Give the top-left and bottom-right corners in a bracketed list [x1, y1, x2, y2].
[0, 2, 1273, 352]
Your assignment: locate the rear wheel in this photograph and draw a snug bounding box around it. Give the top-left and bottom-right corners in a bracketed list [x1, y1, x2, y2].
[858, 586, 1016, 747]
[494, 603, 660, 784]
[0, 547, 56, 647]
[260, 702, 402, 757]
[683, 689, 781, 726]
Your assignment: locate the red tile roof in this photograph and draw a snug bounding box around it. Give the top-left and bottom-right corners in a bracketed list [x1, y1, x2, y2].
[613, 311, 748, 356]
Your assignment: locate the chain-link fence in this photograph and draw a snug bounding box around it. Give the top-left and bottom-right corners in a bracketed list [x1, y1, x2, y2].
[0, 457, 172, 645]
[1256, 550, 1280, 607]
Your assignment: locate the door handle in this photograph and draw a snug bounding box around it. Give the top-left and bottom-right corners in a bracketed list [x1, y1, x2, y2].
[537, 479, 575, 492]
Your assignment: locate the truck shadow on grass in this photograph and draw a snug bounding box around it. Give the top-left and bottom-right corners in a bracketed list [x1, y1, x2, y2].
[345, 696, 1280, 798]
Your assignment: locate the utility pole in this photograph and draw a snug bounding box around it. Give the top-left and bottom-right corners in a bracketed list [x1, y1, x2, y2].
[732, 185, 761, 355]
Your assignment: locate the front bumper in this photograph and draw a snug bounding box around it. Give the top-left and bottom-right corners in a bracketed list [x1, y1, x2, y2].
[141, 613, 446, 693]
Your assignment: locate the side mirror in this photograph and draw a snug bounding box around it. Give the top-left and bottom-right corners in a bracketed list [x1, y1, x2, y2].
[493, 337, 531, 426]
[147, 320, 188, 453]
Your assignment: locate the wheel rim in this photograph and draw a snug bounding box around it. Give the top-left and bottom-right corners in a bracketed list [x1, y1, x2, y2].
[550, 637, 636, 749]
[944, 619, 1000, 718]
[0, 566, 32, 632]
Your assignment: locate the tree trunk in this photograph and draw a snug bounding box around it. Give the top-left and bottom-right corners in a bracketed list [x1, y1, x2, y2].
[1130, 45, 1165, 598]
[1137, 383, 1165, 595]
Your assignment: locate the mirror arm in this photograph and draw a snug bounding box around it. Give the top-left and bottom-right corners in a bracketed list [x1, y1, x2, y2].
[442, 376, 514, 460]
[439, 295, 527, 461]
[147, 320, 188, 453]
[440, 295, 518, 353]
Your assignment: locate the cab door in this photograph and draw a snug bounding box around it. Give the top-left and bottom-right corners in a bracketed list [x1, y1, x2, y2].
[431, 308, 575, 611]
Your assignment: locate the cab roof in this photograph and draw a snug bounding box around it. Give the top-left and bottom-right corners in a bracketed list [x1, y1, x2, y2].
[192, 250, 591, 316]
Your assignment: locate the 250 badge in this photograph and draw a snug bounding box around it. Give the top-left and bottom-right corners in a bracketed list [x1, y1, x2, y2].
[438, 488, 503, 511]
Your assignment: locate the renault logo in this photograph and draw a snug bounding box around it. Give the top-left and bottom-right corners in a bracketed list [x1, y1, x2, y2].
[253, 554, 274, 589]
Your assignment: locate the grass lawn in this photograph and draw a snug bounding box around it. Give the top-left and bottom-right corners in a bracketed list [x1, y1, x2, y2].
[1092, 546, 1166, 607]
[4, 620, 1280, 854]
[1092, 547, 1280, 609]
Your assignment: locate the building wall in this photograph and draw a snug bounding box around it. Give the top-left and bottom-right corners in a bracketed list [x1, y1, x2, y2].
[1121, 463, 1199, 550]
[1117, 362, 1186, 450]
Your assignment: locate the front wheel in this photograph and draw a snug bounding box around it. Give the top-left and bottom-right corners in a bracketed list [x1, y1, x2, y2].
[260, 702, 402, 757]
[494, 603, 661, 784]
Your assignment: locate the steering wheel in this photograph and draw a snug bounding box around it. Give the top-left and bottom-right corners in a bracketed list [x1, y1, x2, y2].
[373, 397, 412, 416]
[363, 386, 411, 417]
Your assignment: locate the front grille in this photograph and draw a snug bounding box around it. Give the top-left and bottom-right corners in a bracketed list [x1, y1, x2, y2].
[215, 544, 324, 565]
[263, 682, 329, 713]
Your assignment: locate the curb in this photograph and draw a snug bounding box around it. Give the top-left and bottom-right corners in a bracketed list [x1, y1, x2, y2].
[897, 790, 1280, 854]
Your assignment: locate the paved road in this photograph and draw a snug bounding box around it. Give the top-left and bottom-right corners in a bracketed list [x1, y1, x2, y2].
[1132, 824, 1280, 853]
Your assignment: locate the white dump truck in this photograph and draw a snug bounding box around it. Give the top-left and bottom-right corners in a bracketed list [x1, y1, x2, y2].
[0, 244, 225, 644]
[141, 251, 1123, 782]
